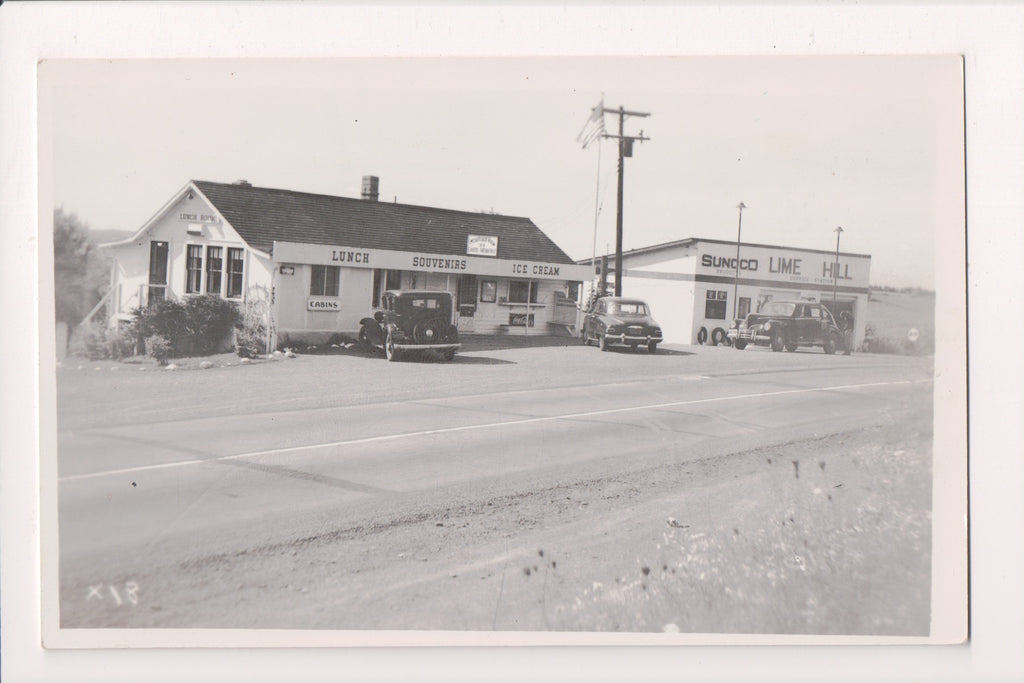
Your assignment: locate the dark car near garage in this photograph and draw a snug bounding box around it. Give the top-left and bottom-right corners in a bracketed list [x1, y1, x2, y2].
[581, 296, 663, 353]
[358, 290, 460, 362]
[727, 300, 844, 354]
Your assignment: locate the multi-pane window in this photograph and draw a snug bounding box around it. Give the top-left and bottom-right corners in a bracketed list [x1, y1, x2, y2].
[226, 248, 245, 299]
[480, 280, 497, 303]
[205, 246, 223, 295]
[705, 289, 728, 319]
[508, 280, 538, 304]
[310, 265, 340, 296]
[185, 245, 203, 293]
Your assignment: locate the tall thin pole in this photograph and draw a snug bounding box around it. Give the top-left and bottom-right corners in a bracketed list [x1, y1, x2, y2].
[583, 100, 649, 297]
[590, 143, 602, 265]
[733, 202, 746, 320]
[614, 107, 625, 296]
[590, 97, 604, 273]
[590, 134, 603, 300]
[833, 226, 844, 310]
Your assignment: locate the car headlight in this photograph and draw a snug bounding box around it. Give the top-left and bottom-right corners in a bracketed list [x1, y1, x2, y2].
[651, 328, 661, 336]
[763, 321, 772, 331]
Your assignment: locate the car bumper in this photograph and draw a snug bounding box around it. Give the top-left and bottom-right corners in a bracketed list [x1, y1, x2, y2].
[605, 334, 663, 344]
[393, 342, 461, 351]
[728, 330, 770, 343]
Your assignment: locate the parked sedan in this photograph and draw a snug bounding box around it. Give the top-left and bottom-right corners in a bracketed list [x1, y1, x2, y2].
[358, 290, 460, 362]
[581, 296, 663, 353]
[727, 300, 843, 354]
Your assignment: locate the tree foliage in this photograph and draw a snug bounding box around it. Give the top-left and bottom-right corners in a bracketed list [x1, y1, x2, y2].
[53, 208, 110, 326]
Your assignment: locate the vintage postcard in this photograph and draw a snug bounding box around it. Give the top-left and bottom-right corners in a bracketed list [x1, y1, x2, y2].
[8, 4, 1018, 683]
[38, 55, 966, 648]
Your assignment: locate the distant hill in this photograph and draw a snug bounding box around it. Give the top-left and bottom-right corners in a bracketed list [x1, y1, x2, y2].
[90, 229, 133, 245]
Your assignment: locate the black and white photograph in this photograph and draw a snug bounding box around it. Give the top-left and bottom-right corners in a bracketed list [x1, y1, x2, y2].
[7, 2, 1024, 681]
[38, 54, 966, 644]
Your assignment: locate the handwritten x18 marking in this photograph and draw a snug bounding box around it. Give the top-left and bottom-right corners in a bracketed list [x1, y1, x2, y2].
[86, 582, 139, 606]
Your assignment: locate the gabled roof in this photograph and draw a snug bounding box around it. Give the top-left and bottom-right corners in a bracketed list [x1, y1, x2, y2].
[192, 180, 576, 265]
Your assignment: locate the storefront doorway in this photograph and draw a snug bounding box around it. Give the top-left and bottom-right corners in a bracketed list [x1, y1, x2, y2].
[456, 274, 478, 333]
[147, 240, 168, 305]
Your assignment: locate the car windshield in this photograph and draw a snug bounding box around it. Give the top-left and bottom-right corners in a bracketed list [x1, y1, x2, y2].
[610, 302, 648, 315]
[759, 301, 796, 316]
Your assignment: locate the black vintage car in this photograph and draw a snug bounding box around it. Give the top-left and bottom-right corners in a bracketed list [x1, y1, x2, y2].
[581, 296, 663, 353]
[727, 300, 843, 354]
[359, 290, 460, 362]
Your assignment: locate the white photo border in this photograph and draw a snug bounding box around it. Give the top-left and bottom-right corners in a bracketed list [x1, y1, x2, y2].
[3, 2, 1021, 682]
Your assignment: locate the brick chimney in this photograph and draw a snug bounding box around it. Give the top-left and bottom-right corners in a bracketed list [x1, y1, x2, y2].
[361, 175, 379, 202]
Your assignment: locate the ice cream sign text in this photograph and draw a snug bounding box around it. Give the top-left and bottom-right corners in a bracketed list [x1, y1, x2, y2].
[512, 263, 561, 276]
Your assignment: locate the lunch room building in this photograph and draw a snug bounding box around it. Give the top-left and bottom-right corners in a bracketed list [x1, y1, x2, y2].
[588, 237, 871, 347]
[101, 177, 591, 348]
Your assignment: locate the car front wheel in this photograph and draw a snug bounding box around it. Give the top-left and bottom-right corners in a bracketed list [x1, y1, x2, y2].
[770, 331, 785, 352]
[648, 342, 658, 354]
[357, 326, 375, 353]
[734, 339, 747, 350]
[823, 335, 837, 355]
[599, 335, 609, 352]
[385, 331, 400, 362]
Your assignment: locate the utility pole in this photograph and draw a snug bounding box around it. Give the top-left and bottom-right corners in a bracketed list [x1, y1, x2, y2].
[602, 105, 650, 297]
[733, 202, 746, 320]
[833, 226, 844, 311]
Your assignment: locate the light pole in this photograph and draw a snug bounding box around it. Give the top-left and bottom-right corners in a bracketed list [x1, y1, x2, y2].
[832, 226, 844, 311]
[732, 202, 746, 321]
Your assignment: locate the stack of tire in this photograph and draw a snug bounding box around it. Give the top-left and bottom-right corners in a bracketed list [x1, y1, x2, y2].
[696, 326, 730, 346]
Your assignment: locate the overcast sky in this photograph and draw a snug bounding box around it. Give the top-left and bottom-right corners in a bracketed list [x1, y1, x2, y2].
[43, 57, 963, 288]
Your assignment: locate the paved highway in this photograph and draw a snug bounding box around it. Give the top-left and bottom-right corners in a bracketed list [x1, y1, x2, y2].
[55, 343, 935, 634]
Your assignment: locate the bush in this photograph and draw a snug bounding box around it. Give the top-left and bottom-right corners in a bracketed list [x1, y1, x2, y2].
[135, 300, 188, 348]
[108, 321, 139, 359]
[234, 286, 274, 358]
[183, 295, 240, 354]
[68, 321, 112, 360]
[146, 335, 172, 365]
[68, 320, 138, 360]
[135, 295, 239, 357]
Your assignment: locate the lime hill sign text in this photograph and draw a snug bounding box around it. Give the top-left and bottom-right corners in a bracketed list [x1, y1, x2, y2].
[698, 246, 867, 287]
